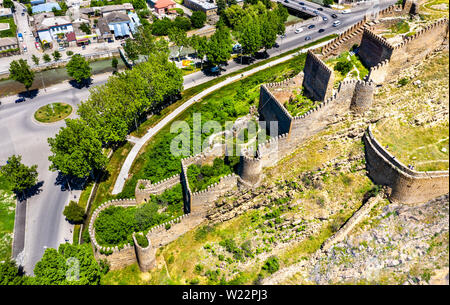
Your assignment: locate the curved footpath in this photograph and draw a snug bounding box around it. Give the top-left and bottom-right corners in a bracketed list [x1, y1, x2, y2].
[111, 38, 335, 194]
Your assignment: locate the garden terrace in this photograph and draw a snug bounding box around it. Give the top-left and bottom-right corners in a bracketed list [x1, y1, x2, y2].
[93, 184, 184, 247]
[187, 157, 240, 193]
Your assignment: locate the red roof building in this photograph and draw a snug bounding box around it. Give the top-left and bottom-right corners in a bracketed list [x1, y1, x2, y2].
[153, 0, 176, 15]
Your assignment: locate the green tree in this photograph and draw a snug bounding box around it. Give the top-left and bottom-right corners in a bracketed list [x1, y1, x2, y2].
[168, 27, 188, 61]
[0, 259, 26, 285]
[52, 50, 62, 61]
[190, 35, 208, 69]
[43, 54, 51, 63]
[323, 0, 334, 6]
[9, 59, 35, 95]
[2, 0, 14, 8]
[63, 201, 85, 224]
[33, 243, 103, 285]
[173, 16, 191, 31]
[124, 25, 169, 61]
[260, 12, 278, 51]
[191, 11, 207, 29]
[132, 0, 147, 10]
[0, 155, 38, 194]
[79, 23, 91, 34]
[32, 54, 40, 65]
[206, 26, 233, 67]
[236, 16, 262, 57]
[217, 0, 227, 15]
[111, 57, 118, 71]
[48, 119, 107, 178]
[66, 54, 92, 85]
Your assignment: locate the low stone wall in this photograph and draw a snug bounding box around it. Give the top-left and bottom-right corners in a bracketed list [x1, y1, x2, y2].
[363, 126, 449, 205]
[322, 193, 384, 251]
[191, 174, 239, 211]
[135, 175, 181, 204]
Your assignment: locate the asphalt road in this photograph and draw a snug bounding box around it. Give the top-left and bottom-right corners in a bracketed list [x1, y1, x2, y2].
[0, 0, 396, 275]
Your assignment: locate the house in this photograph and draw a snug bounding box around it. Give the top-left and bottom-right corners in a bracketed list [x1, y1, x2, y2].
[0, 7, 13, 18]
[32, 2, 61, 14]
[151, 0, 176, 16]
[34, 12, 73, 47]
[105, 11, 132, 39]
[96, 17, 113, 42]
[73, 22, 98, 45]
[101, 3, 134, 15]
[0, 37, 19, 57]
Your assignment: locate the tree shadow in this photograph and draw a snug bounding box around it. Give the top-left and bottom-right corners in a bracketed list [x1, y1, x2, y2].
[69, 78, 93, 89]
[233, 55, 256, 65]
[17, 89, 39, 100]
[16, 180, 44, 201]
[54, 172, 87, 192]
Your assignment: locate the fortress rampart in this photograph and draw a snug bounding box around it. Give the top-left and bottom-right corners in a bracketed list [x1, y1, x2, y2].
[302, 50, 335, 101]
[363, 126, 449, 205]
[88, 7, 449, 271]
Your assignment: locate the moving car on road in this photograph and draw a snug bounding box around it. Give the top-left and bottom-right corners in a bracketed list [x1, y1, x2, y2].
[308, 24, 315, 29]
[333, 20, 341, 27]
[18, 33, 23, 42]
[317, 7, 323, 11]
[342, 9, 351, 14]
[331, 14, 338, 18]
[323, 16, 328, 21]
[295, 28, 304, 34]
[318, 28, 325, 33]
[305, 36, 311, 41]
[299, 2, 304, 4]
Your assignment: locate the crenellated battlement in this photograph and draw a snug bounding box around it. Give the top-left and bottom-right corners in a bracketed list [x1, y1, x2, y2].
[393, 18, 449, 50]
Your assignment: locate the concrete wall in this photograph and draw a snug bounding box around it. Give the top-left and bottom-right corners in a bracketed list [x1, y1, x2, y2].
[363, 126, 449, 205]
[302, 50, 335, 101]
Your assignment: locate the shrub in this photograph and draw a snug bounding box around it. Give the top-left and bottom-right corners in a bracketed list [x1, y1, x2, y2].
[167, 255, 175, 264]
[135, 234, 149, 248]
[63, 201, 85, 224]
[398, 77, 409, 86]
[194, 264, 203, 274]
[66, 50, 74, 56]
[165, 223, 172, 230]
[334, 60, 353, 75]
[262, 256, 280, 274]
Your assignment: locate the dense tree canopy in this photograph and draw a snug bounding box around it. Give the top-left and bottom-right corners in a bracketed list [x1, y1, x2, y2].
[9, 59, 35, 94]
[206, 26, 233, 66]
[191, 11, 207, 28]
[48, 119, 107, 178]
[33, 243, 105, 285]
[0, 155, 38, 194]
[66, 54, 92, 84]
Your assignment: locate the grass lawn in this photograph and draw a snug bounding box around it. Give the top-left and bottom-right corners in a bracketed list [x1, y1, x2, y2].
[0, 17, 17, 38]
[421, 0, 449, 20]
[326, 51, 369, 85]
[0, 173, 15, 261]
[372, 120, 449, 172]
[34, 103, 73, 123]
[283, 89, 318, 117]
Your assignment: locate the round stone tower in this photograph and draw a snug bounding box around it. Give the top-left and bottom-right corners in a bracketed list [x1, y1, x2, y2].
[239, 152, 262, 186]
[350, 80, 375, 114]
[132, 233, 156, 272]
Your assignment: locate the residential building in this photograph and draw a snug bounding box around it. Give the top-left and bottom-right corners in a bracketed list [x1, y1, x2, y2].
[151, 0, 176, 16]
[101, 3, 134, 15]
[30, 0, 46, 6]
[95, 17, 113, 42]
[105, 11, 131, 39]
[0, 37, 19, 57]
[73, 22, 97, 45]
[34, 12, 73, 47]
[0, 7, 13, 18]
[182, 0, 217, 17]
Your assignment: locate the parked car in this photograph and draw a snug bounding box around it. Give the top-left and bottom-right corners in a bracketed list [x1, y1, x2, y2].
[299, 2, 305, 5]
[317, 7, 323, 11]
[308, 24, 315, 29]
[280, 34, 287, 39]
[342, 9, 351, 14]
[17, 33, 23, 42]
[15, 97, 25, 103]
[331, 14, 338, 18]
[35, 42, 40, 49]
[21, 12, 25, 16]
[323, 16, 328, 21]
[295, 28, 303, 34]
[29, 32, 33, 37]
[318, 28, 325, 33]
[284, 0, 289, 2]
[210, 66, 219, 73]
[23, 44, 27, 52]
[58, 46, 65, 51]
[313, 10, 318, 14]
[305, 36, 311, 41]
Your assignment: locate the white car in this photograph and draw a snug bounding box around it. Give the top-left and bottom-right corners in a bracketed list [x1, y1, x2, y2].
[342, 9, 351, 14]
[333, 20, 341, 27]
[295, 28, 304, 34]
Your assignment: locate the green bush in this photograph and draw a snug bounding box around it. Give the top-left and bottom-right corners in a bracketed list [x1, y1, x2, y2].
[334, 60, 353, 75]
[63, 201, 85, 224]
[134, 234, 149, 248]
[398, 77, 409, 86]
[262, 256, 280, 274]
[187, 157, 239, 192]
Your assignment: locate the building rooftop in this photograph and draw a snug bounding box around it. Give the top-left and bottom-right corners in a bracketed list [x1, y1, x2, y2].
[35, 14, 71, 31]
[0, 37, 18, 48]
[154, 0, 176, 9]
[101, 3, 134, 14]
[32, 2, 61, 14]
[105, 11, 130, 24]
[0, 8, 12, 16]
[185, 0, 218, 10]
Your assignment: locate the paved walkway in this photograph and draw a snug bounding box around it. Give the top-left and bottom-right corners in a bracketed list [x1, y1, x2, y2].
[111, 38, 334, 194]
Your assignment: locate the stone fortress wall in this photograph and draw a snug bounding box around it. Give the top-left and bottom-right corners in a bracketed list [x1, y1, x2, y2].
[363, 126, 449, 205]
[88, 2, 449, 271]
